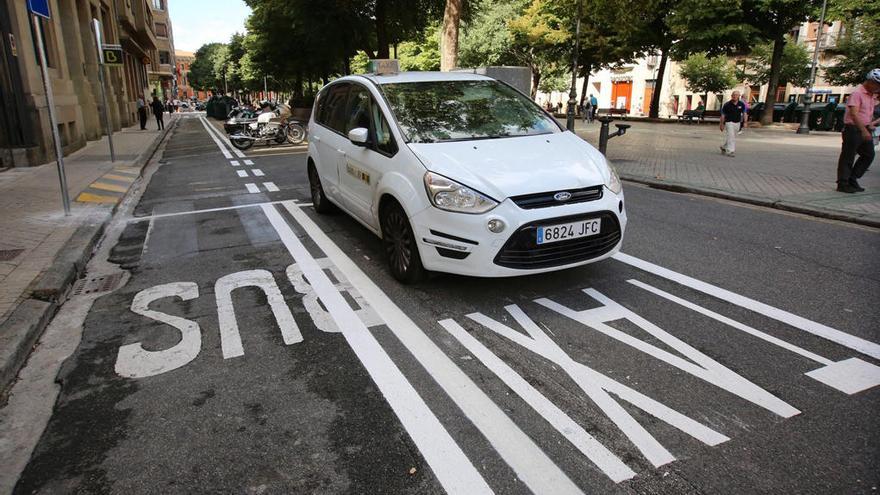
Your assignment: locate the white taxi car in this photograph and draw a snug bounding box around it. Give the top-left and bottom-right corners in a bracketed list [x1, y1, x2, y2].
[307, 71, 626, 283]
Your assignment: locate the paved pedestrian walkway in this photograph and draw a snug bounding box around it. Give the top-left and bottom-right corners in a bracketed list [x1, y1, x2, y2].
[0, 119, 172, 325]
[574, 120, 880, 226]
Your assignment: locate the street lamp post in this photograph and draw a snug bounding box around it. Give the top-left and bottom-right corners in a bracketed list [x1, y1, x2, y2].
[566, 0, 583, 131]
[797, 0, 828, 135]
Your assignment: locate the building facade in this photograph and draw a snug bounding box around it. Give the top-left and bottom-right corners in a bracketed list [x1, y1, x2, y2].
[148, 0, 175, 100]
[538, 21, 858, 119]
[0, 0, 169, 168]
[174, 49, 208, 100]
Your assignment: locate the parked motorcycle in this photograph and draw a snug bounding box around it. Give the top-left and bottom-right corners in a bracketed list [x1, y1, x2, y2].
[228, 103, 305, 150]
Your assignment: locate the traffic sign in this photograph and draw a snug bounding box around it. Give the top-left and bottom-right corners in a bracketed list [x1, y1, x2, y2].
[27, 0, 51, 18]
[102, 44, 123, 65]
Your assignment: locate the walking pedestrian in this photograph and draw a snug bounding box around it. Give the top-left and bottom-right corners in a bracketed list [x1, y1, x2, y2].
[151, 96, 165, 130]
[589, 94, 598, 121]
[835, 69, 880, 193]
[583, 98, 593, 123]
[136, 96, 148, 130]
[719, 91, 746, 157]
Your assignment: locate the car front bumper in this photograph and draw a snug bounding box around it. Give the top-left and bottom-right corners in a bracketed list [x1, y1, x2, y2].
[408, 188, 627, 277]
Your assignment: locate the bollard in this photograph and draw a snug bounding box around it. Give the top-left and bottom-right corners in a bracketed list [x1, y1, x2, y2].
[597, 116, 630, 155]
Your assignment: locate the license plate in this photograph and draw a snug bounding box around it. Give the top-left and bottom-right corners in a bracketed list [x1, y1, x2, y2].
[536, 218, 601, 245]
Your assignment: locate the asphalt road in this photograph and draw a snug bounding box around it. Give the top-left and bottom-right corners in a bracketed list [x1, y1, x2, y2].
[11, 115, 880, 494]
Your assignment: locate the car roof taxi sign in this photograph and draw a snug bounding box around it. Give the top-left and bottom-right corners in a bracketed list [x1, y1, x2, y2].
[369, 59, 399, 75]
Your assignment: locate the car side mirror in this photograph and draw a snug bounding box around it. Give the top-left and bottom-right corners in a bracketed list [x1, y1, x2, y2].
[348, 127, 370, 147]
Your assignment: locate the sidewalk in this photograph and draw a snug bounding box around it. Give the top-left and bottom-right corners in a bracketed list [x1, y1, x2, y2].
[0, 117, 175, 393]
[574, 120, 880, 227]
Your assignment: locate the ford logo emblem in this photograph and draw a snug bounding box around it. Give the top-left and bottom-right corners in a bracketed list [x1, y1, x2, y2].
[554, 191, 572, 202]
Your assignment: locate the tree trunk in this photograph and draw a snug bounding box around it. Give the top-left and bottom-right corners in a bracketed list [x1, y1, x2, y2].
[440, 0, 463, 71]
[579, 61, 591, 106]
[649, 46, 669, 119]
[530, 68, 541, 100]
[760, 36, 786, 125]
[375, 0, 390, 59]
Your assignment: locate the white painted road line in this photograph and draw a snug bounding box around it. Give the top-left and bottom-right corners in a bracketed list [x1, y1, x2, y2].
[628, 279, 834, 366]
[244, 159, 254, 165]
[236, 170, 248, 178]
[252, 169, 265, 176]
[613, 253, 880, 360]
[199, 117, 231, 159]
[281, 201, 583, 495]
[260, 203, 495, 495]
[245, 183, 260, 194]
[439, 318, 637, 483]
[201, 115, 247, 158]
[128, 200, 294, 222]
[263, 182, 279, 192]
[230, 160, 241, 166]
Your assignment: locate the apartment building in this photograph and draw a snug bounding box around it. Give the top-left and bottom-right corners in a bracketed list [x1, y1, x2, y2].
[0, 0, 172, 167]
[149, 0, 176, 100]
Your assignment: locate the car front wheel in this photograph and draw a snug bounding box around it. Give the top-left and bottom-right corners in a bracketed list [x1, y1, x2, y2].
[380, 201, 426, 284]
[308, 162, 335, 214]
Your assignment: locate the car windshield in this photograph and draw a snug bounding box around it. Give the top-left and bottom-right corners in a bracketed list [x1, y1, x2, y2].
[380, 80, 559, 143]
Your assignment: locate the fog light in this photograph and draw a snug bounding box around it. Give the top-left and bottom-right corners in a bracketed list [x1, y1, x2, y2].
[487, 219, 506, 233]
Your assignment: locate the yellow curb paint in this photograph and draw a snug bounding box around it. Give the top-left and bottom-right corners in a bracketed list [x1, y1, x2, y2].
[89, 182, 128, 193]
[76, 192, 121, 203]
[102, 174, 136, 182]
[112, 168, 140, 176]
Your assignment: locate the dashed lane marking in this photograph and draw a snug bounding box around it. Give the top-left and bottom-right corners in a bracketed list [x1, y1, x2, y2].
[245, 183, 260, 194]
[243, 159, 254, 165]
[236, 170, 248, 178]
[252, 169, 264, 176]
[263, 182, 279, 192]
[230, 160, 241, 166]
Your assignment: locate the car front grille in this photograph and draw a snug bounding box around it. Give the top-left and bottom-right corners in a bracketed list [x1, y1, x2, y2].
[493, 211, 621, 269]
[510, 185, 603, 209]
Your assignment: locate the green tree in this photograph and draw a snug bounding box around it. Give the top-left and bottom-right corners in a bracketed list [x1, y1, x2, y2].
[679, 53, 737, 106]
[458, 0, 526, 68]
[399, 23, 442, 71]
[743, 39, 811, 87]
[824, 0, 880, 85]
[538, 71, 569, 93]
[189, 43, 225, 92]
[508, 0, 571, 98]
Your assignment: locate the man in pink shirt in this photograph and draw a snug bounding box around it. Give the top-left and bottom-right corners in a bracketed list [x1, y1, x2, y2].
[836, 69, 880, 193]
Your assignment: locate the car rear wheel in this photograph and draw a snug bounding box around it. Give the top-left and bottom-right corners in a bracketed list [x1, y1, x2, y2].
[308, 162, 335, 214]
[380, 201, 426, 284]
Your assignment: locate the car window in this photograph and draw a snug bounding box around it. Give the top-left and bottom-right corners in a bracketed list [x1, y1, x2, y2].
[381, 80, 559, 143]
[317, 83, 350, 133]
[371, 101, 397, 155]
[345, 86, 372, 134]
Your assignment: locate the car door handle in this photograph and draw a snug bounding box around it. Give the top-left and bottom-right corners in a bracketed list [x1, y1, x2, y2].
[312, 136, 320, 142]
[336, 149, 346, 157]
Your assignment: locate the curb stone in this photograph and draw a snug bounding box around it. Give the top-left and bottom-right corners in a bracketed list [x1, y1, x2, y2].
[620, 174, 880, 229]
[0, 118, 176, 396]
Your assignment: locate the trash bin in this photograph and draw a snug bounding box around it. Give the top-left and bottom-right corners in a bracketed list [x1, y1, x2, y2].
[748, 102, 765, 122]
[832, 105, 846, 131]
[782, 101, 798, 123]
[772, 103, 788, 122]
[809, 102, 837, 130]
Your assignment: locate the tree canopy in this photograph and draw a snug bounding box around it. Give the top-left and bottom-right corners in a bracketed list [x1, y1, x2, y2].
[679, 53, 738, 97]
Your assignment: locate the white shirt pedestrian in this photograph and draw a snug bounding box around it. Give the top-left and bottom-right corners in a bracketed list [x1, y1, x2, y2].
[719, 91, 747, 157]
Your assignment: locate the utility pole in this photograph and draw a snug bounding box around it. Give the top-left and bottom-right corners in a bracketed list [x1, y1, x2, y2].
[566, 0, 583, 131]
[797, 0, 828, 135]
[30, 4, 70, 214]
[92, 19, 115, 162]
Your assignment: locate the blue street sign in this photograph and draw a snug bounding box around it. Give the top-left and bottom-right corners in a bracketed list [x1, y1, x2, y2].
[27, 0, 51, 18]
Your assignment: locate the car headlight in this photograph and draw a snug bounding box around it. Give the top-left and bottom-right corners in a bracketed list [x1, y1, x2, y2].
[424, 171, 498, 214]
[605, 160, 622, 194]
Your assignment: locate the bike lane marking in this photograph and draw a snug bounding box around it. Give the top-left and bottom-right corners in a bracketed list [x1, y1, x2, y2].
[613, 253, 880, 360]
[202, 115, 247, 158]
[272, 201, 585, 495]
[199, 117, 231, 159]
